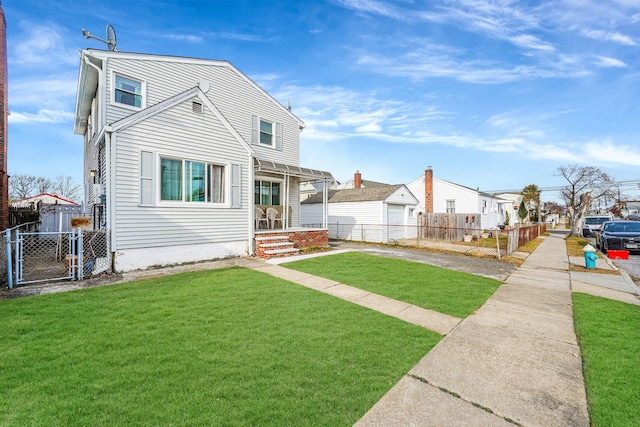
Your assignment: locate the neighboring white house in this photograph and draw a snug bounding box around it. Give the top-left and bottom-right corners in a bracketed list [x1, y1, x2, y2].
[300, 183, 419, 243]
[407, 167, 513, 229]
[74, 49, 332, 272]
[494, 192, 525, 225]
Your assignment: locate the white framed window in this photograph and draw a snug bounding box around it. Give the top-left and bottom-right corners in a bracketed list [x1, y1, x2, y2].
[251, 115, 283, 150]
[141, 152, 239, 207]
[113, 73, 145, 109]
[159, 157, 227, 204]
[446, 200, 455, 213]
[254, 179, 281, 205]
[259, 119, 273, 146]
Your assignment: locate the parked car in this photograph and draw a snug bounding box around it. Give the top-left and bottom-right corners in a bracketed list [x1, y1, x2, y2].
[595, 221, 640, 253]
[583, 214, 614, 237]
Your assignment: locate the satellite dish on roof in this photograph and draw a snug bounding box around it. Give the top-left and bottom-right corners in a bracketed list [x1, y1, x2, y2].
[81, 24, 118, 51]
[106, 24, 117, 51]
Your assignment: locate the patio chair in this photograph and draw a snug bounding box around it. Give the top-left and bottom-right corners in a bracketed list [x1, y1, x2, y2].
[266, 207, 282, 229]
[255, 206, 268, 229]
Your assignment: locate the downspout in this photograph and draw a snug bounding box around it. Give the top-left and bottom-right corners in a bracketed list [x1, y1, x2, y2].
[83, 55, 105, 128]
[249, 154, 255, 255]
[104, 127, 117, 271]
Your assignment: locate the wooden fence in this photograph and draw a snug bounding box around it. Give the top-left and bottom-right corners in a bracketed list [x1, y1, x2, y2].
[417, 213, 483, 242]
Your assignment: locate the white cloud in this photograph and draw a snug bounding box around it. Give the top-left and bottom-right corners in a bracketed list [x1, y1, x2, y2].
[355, 122, 382, 133]
[509, 34, 556, 52]
[582, 29, 635, 46]
[581, 140, 640, 166]
[165, 33, 203, 43]
[9, 78, 78, 109]
[9, 109, 74, 124]
[10, 23, 77, 67]
[486, 112, 517, 128]
[333, 0, 409, 21]
[595, 56, 627, 68]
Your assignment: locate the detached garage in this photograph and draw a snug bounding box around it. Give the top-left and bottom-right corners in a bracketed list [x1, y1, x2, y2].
[300, 185, 419, 243]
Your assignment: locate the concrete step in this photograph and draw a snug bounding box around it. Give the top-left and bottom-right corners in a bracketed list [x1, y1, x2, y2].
[264, 248, 300, 256]
[260, 242, 296, 249]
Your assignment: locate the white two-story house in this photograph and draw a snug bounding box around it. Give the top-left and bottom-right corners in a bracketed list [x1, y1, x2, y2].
[74, 49, 332, 272]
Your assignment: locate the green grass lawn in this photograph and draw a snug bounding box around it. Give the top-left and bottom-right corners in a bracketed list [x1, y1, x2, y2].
[283, 252, 501, 318]
[573, 293, 640, 427]
[0, 267, 441, 426]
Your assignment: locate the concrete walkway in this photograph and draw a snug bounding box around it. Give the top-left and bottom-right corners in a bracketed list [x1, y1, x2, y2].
[252, 258, 461, 335]
[355, 229, 590, 426]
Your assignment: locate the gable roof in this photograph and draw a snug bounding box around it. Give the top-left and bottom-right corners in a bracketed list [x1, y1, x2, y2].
[74, 49, 305, 135]
[408, 173, 501, 200]
[337, 178, 390, 189]
[107, 86, 254, 155]
[11, 193, 78, 207]
[302, 185, 408, 204]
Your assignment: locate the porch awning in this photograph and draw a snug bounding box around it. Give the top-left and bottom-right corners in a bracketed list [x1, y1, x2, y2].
[254, 158, 333, 181]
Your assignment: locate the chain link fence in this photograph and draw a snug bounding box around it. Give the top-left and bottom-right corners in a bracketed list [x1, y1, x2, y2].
[3, 228, 111, 288]
[319, 222, 546, 259]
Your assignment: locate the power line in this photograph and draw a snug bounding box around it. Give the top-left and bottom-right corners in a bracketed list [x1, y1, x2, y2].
[483, 179, 640, 195]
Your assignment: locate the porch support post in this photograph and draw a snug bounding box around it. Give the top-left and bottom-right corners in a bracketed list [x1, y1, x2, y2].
[283, 173, 290, 230]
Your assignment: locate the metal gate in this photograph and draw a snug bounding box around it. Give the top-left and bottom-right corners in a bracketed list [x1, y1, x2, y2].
[5, 228, 111, 288]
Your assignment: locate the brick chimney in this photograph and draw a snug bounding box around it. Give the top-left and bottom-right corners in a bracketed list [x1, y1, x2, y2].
[0, 1, 8, 229]
[354, 170, 362, 189]
[424, 166, 433, 213]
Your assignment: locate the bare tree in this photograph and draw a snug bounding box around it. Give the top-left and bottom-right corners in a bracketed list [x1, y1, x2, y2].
[544, 201, 563, 215]
[52, 175, 82, 202]
[555, 165, 618, 237]
[9, 174, 37, 200]
[35, 177, 53, 194]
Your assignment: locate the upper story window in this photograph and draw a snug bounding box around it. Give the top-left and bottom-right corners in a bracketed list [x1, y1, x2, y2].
[251, 115, 282, 150]
[114, 74, 144, 108]
[260, 120, 273, 146]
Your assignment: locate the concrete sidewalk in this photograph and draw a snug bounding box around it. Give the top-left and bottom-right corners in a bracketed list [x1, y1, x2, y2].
[356, 229, 590, 426]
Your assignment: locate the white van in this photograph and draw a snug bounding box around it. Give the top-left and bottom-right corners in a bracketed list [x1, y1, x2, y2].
[583, 214, 614, 237]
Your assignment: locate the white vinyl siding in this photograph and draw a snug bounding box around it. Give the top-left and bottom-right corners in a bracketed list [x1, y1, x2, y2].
[103, 56, 300, 164]
[114, 97, 249, 250]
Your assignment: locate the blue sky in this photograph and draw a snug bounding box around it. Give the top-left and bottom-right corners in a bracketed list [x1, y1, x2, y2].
[5, 0, 640, 202]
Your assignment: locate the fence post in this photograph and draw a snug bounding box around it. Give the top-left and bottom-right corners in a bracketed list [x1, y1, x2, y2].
[495, 229, 501, 260]
[77, 228, 84, 281]
[6, 229, 12, 289]
[336, 222, 339, 240]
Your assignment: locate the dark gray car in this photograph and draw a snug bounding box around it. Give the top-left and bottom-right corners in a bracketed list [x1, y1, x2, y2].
[596, 221, 640, 253]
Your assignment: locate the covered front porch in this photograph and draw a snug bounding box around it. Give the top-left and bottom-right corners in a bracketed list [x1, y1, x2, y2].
[253, 159, 333, 259]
